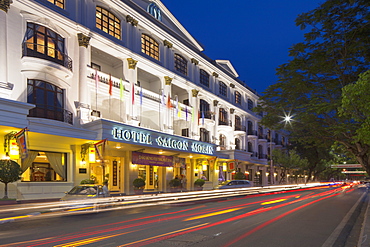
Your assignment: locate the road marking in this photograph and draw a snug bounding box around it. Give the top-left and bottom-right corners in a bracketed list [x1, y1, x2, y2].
[261, 199, 287, 205]
[183, 207, 243, 221]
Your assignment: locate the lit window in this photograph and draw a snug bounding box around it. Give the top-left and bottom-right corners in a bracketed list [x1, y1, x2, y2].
[174, 54, 187, 75]
[235, 91, 241, 105]
[141, 34, 159, 60]
[96, 7, 121, 39]
[48, 0, 64, 9]
[200, 69, 209, 87]
[219, 81, 227, 96]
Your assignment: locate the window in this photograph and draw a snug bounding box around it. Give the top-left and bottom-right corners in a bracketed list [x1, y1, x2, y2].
[235, 138, 241, 150]
[27, 79, 73, 124]
[24, 23, 70, 69]
[147, 2, 162, 21]
[200, 128, 210, 143]
[219, 108, 228, 125]
[141, 34, 159, 60]
[48, 0, 64, 8]
[200, 99, 210, 119]
[96, 7, 121, 39]
[235, 115, 241, 127]
[219, 81, 227, 97]
[21, 151, 67, 182]
[174, 54, 187, 75]
[248, 99, 254, 110]
[235, 91, 241, 105]
[200, 69, 209, 87]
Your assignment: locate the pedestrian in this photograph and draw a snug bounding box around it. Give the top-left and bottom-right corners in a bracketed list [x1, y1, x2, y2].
[201, 174, 207, 180]
[102, 181, 110, 197]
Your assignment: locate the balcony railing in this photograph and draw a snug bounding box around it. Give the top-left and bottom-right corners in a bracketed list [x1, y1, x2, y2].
[28, 104, 73, 125]
[219, 119, 232, 126]
[22, 42, 72, 71]
[201, 111, 215, 120]
[235, 125, 246, 132]
[247, 130, 257, 136]
[258, 153, 267, 159]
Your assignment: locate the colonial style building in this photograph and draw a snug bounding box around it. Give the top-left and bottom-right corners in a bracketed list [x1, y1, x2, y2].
[0, 0, 289, 200]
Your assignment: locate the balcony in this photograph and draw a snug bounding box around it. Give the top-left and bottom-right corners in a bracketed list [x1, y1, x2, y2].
[28, 104, 73, 125]
[219, 119, 232, 126]
[235, 125, 246, 132]
[22, 42, 72, 71]
[247, 130, 257, 136]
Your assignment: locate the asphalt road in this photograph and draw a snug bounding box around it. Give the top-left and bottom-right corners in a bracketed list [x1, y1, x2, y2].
[0, 184, 367, 247]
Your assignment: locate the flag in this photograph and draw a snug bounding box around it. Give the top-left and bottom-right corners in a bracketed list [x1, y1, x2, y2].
[167, 93, 171, 108]
[140, 86, 143, 105]
[15, 128, 28, 159]
[202, 110, 205, 125]
[161, 90, 165, 106]
[119, 78, 124, 101]
[175, 96, 181, 117]
[185, 107, 188, 121]
[132, 82, 135, 105]
[108, 74, 112, 95]
[94, 70, 99, 89]
[94, 139, 107, 162]
[227, 160, 236, 172]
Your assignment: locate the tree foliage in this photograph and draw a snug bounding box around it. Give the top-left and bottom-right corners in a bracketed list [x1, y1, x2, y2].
[256, 0, 370, 175]
[0, 159, 22, 199]
[272, 149, 309, 183]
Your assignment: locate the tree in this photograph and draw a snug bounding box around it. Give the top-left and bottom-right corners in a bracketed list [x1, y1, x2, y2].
[0, 159, 22, 199]
[256, 0, 370, 175]
[272, 149, 309, 184]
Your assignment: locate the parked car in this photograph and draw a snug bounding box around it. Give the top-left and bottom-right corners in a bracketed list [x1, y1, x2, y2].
[214, 180, 252, 189]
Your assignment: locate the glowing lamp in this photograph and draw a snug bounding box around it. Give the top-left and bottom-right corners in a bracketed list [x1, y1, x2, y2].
[9, 141, 19, 159]
[89, 147, 95, 162]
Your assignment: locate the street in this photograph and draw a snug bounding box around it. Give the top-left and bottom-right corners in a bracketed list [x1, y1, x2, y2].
[0, 184, 367, 247]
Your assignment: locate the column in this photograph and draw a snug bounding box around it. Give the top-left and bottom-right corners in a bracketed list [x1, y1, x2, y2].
[0, 1, 10, 84]
[190, 89, 199, 139]
[190, 58, 199, 83]
[124, 58, 138, 125]
[77, 33, 91, 124]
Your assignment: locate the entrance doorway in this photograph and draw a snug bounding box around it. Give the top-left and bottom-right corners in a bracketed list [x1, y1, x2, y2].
[138, 165, 161, 191]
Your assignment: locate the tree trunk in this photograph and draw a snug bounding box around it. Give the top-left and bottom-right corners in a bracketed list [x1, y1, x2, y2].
[3, 183, 8, 199]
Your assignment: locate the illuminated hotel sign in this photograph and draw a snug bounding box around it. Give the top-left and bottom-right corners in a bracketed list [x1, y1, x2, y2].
[112, 127, 214, 155]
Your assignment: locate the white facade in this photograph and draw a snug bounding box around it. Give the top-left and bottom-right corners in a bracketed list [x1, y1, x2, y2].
[0, 0, 288, 200]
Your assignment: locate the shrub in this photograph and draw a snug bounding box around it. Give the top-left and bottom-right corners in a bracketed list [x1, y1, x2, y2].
[133, 178, 146, 189]
[169, 178, 181, 188]
[234, 171, 246, 180]
[194, 179, 205, 187]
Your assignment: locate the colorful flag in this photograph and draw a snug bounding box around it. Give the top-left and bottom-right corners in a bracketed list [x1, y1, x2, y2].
[202, 110, 205, 125]
[185, 107, 188, 121]
[161, 90, 165, 106]
[175, 96, 181, 117]
[140, 86, 143, 105]
[94, 139, 107, 162]
[108, 74, 112, 96]
[119, 78, 124, 101]
[94, 70, 99, 89]
[167, 93, 171, 108]
[15, 128, 28, 159]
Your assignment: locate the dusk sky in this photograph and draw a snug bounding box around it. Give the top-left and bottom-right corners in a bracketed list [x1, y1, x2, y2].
[161, 0, 324, 94]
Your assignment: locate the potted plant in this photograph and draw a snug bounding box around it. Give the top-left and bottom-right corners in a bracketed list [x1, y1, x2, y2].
[234, 171, 246, 180]
[169, 178, 181, 192]
[194, 178, 205, 191]
[133, 178, 145, 194]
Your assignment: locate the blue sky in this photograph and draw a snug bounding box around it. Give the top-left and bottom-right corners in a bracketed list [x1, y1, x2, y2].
[161, 0, 324, 94]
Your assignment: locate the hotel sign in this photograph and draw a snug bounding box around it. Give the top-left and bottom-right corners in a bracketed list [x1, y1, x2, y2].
[112, 127, 214, 155]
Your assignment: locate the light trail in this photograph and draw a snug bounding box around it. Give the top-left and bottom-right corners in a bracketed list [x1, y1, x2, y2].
[183, 207, 244, 221]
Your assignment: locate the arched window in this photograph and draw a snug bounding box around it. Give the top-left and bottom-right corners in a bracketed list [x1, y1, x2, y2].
[96, 7, 121, 39]
[48, 0, 64, 8]
[27, 79, 72, 124]
[147, 2, 162, 21]
[200, 99, 210, 119]
[247, 121, 254, 135]
[141, 34, 159, 60]
[235, 115, 241, 127]
[235, 91, 241, 105]
[219, 81, 227, 96]
[219, 108, 228, 125]
[248, 142, 253, 152]
[235, 138, 241, 150]
[258, 145, 264, 159]
[219, 134, 226, 150]
[174, 54, 187, 76]
[200, 69, 209, 87]
[24, 23, 71, 70]
[247, 99, 254, 110]
[200, 128, 209, 143]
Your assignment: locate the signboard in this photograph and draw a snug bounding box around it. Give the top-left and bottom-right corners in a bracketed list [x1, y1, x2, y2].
[331, 164, 363, 168]
[132, 152, 173, 167]
[112, 160, 118, 186]
[111, 126, 215, 155]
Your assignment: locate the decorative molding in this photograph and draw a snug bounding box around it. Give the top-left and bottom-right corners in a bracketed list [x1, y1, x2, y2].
[213, 100, 219, 106]
[192, 89, 199, 97]
[163, 40, 173, 48]
[230, 108, 235, 114]
[127, 58, 138, 70]
[0, 0, 12, 13]
[212, 72, 219, 78]
[126, 15, 138, 26]
[77, 33, 91, 48]
[230, 83, 235, 88]
[164, 76, 173, 85]
[191, 58, 199, 65]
